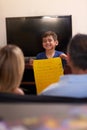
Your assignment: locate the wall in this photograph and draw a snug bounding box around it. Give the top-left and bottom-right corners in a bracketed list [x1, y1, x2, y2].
[0, 0, 87, 46]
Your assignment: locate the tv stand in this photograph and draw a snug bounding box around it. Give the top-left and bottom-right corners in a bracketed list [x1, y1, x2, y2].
[20, 63, 36, 95]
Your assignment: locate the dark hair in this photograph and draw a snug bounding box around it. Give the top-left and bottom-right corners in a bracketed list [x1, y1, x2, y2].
[42, 31, 58, 41]
[67, 33, 87, 70]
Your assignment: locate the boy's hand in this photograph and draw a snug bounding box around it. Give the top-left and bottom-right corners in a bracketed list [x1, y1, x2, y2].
[60, 53, 68, 60]
[29, 58, 34, 66]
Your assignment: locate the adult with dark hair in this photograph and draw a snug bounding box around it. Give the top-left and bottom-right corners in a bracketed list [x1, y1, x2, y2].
[40, 34, 87, 97]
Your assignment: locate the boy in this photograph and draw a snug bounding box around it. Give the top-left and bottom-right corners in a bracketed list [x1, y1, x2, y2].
[36, 31, 67, 60]
[29, 31, 67, 66]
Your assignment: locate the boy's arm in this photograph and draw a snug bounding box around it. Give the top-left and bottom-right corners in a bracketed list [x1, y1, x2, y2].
[60, 53, 67, 60]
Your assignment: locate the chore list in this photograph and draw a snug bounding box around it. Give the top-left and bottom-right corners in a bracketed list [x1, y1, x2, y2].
[33, 57, 64, 94]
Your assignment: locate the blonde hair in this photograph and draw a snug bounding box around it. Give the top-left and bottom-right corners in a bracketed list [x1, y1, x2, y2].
[0, 44, 25, 93]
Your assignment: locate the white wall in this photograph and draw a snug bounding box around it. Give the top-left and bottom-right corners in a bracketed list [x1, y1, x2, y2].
[0, 0, 87, 46]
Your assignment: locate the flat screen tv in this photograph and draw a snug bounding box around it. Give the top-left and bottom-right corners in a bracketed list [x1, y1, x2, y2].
[6, 15, 72, 58]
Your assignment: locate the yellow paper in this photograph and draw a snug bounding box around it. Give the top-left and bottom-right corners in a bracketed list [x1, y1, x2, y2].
[33, 57, 64, 94]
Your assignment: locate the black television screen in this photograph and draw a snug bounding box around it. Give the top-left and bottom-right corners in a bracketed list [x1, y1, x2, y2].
[6, 15, 72, 57]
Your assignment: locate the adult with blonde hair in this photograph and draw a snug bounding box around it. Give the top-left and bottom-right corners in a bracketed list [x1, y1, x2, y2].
[0, 44, 25, 95]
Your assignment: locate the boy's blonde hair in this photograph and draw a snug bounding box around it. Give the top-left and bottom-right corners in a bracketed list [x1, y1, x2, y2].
[42, 31, 58, 41]
[0, 44, 25, 92]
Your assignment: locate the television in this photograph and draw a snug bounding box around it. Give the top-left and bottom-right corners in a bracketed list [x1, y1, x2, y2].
[6, 15, 72, 58]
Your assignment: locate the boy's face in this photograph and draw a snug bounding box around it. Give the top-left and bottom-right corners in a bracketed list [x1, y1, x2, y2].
[42, 36, 58, 50]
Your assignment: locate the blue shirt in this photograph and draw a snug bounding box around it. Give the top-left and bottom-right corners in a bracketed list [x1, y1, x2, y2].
[40, 74, 87, 98]
[36, 50, 63, 59]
